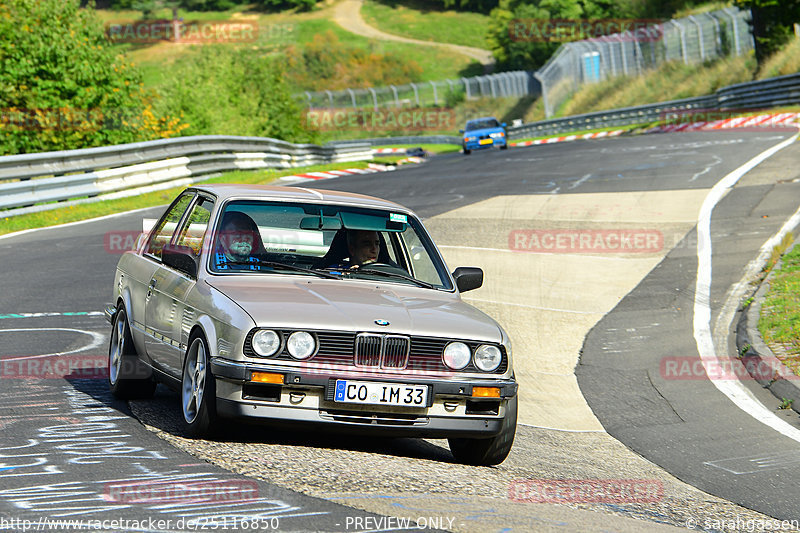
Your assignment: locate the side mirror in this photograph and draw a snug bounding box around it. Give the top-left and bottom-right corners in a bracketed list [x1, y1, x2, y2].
[162, 244, 198, 278]
[459, 129, 464, 134]
[452, 267, 483, 292]
[501, 122, 507, 128]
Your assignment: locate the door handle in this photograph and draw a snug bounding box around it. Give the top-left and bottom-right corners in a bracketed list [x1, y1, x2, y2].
[146, 278, 157, 300]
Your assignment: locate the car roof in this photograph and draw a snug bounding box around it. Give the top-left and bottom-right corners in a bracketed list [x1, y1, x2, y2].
[190, 184, 412, 213]
[466, 117, 499, 123]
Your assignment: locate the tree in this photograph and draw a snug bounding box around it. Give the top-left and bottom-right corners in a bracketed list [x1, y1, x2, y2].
[487, 0, 619, 71]
[735, 0, 800, 65]
[154, 45, 318, 143]
[0, 0, 185, 155]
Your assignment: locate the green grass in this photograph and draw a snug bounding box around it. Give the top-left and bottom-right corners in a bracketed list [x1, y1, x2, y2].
[759, 239, 800, 376]
[0, 161, 375, 236]
[361, 0, 490, 49]
[290, 19, 481, 81]
[376, 144, 461, 153]
[103, 10, 481, 90]
[557, 54, 757, 118]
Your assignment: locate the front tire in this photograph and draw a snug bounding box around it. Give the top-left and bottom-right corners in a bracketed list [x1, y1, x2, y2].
[108, 305, 156, 400]
[182, 334, 218, 437]
[463, 145, 471, 155]
[448, 395, 517, 466]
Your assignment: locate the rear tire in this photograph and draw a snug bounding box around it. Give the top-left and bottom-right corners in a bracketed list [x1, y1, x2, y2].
[108, 305, 156, 400]
[448, 395, 517, 466]
[500, 143, 508, 150]
[181, 334, 219, 437]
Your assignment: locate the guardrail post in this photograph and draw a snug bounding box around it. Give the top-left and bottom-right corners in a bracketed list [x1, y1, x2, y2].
[462, 77, 471, 100]
[671, 20, 689, 65]
[368, 88, 378, 111]
[347, 88, 357, 108]
[411, 83, 420, 106]
[706, 12, 723, 56]
[390, 85, 399, 107]
[688, 15, 706, 61]
[431, 81, 438, 106]
[305, 92, 312, 108]
[722, 7, 741, 55]
[325, 90, 333, 107]
[534, 71, 551, 118]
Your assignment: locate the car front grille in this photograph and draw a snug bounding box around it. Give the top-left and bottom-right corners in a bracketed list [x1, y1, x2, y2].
[355, 334, 409, 369]
[244, 330, 507, 374]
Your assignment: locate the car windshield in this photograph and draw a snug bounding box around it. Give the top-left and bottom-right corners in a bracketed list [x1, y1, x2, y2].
[209, 200, 453, 290]
[466, 118, 500, 131]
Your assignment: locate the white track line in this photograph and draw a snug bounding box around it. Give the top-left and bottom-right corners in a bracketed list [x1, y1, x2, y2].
[693, 131, 800, 442]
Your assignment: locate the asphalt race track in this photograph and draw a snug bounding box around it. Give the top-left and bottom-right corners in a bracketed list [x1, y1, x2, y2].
[2, 129, 800, 532]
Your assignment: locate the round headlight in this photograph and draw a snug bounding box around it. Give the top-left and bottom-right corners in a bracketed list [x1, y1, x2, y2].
[287, 331, 316, 360]
[474, 344, 502, 372]
[252, 330, 281, 357]
[443, 342, 471, 370]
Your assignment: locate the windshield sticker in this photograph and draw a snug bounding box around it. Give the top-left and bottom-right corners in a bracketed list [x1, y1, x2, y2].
[390, 213, 408, 223]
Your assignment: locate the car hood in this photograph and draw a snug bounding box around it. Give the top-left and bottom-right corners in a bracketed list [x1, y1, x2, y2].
[205, 277, 502, 342]
[464, 127, 503, 137]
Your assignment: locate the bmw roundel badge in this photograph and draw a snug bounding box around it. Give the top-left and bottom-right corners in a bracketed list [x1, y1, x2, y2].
[374, 319, 390, 326]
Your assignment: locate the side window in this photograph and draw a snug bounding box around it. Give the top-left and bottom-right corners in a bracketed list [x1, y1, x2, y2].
[175, 197, 214, 256]
[400, 228, 443, 287]
[145, 193, 193, 259]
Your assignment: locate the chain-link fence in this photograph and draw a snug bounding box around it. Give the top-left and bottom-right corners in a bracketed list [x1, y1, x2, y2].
[302, 71, 539, 110]
[300, 7, 753, 119]
[535, 7, 754, 118]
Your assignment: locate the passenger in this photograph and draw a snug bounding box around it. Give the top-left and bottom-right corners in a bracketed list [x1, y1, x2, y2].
[214, 212, 265, 270]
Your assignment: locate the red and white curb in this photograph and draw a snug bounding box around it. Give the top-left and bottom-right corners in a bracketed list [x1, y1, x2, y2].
[278, 166, 385, 184]
[373, 148, 407, 154]
[647, 112, 800, 133]
[510, 129, 626, 147]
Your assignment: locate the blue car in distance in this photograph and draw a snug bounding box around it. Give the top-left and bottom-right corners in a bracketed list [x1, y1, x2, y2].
[460, 117, 508, 154]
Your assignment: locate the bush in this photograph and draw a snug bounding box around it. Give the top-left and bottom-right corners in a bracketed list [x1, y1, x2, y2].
[0, 0, 185, 155]
[154, 45, 318, 143]
[283, 31, 424, 91]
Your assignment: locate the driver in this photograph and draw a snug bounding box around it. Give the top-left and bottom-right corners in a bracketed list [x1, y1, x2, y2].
[347, 230, 380, 267]
[327, 230, 380, 270]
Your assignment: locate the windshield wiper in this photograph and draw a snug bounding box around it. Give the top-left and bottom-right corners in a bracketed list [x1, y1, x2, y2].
[218, 260, 341, 280]
[348, 267, 436, 289]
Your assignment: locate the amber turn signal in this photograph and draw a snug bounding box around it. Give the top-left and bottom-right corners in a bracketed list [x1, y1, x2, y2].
[251, 372, 284, 384]
[472, 386, 500, 398]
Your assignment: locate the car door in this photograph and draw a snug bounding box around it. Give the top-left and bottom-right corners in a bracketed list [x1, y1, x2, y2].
[145, 194, 214, 378]
[140, 192, 194, 376]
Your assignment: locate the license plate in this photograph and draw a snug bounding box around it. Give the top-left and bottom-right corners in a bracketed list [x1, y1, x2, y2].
[334, 380, 428, 407]
[479, 138, 493, 145]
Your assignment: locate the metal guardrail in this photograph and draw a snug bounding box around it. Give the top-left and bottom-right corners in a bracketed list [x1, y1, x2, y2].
[329, 135, 462, 147]
[507, 95, 719, 139]
[0, 136, 372, 216]
[325, 73, 800, 146]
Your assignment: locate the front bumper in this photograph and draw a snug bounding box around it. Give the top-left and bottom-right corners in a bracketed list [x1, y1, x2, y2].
[211, 357, 517, 438]
[464, 137, 507, 150]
